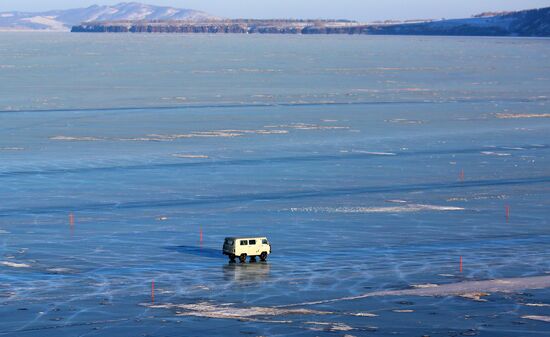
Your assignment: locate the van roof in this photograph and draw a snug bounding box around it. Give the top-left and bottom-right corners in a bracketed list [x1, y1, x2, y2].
[225, 236, 268, 240]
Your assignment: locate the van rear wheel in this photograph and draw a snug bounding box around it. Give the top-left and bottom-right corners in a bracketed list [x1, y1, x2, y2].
[239, 254, 247, 263]
[260, 252, 268, 261]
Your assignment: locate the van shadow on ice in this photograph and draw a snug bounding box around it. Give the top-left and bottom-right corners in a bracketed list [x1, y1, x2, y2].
[165, 245, 225, 259]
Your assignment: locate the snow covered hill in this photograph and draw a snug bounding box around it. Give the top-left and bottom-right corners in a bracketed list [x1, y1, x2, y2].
[0, 2, 218, 31]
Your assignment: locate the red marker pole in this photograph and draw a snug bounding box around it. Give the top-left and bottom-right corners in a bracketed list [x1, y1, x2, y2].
[460, 256, 463, 273]
[459, 169, 465, 181]
[200, 227, 203, 244]
[69, 213, 74, 227]
[151, 280, 155, 303]
[505, 205, 510, 221]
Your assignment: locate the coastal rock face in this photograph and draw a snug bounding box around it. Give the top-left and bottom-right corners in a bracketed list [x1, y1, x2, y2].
[72, 7, 550, 37]
[0, 2, 218, 31]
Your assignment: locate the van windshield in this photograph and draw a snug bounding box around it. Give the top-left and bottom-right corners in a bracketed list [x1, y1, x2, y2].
[224, 239, 234, 245]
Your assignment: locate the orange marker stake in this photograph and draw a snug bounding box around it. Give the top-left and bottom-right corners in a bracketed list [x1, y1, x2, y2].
[69, 213, 74, 226]
[151, 280, 155, 303]
[459, 169, 465, 181]
[506, 205, 510, 221]
[460, 256, 463, 273]
[200, 227, 203, 244]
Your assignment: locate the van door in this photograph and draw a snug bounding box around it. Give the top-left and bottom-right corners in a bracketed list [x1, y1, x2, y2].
[238, 240, 248, 255]
[248, 239, 259, 255]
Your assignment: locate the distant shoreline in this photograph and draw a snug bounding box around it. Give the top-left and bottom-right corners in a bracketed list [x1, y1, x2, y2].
[0, 29, 67, 32]
[2, 31, 550, 40]
[70, 7, 550, 37]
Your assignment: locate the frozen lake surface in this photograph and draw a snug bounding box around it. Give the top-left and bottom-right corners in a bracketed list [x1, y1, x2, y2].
[0, 33, 549, 336]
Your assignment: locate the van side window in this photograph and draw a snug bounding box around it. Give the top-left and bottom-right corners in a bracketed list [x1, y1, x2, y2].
[262, 239, 268, 244]
[240, 240, 248, 245]
[249, 240, 256, 245]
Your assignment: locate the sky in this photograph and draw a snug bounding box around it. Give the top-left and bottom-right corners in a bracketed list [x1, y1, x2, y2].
[1, 0, 549, 21]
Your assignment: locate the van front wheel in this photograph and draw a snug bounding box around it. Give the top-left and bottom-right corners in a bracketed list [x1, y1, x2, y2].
[239, 254, 247, 263]
[260, 252, 268, 261]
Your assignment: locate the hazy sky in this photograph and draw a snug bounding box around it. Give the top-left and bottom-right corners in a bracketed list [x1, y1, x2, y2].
[2, 1, 549, 21]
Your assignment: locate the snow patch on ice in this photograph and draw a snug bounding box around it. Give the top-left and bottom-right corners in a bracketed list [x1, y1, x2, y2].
[481, 151, 511, 156]
[46, 268, 76, 274]
[447, 194, 508, 202]
[460, 292, 490, 302]
[145, 301, 332, 320]
[264, 123, 349, 131]
[290, 204, 464, 214]
[50, 136, 104, 141]
[0, 147, 24, 151]
[522, 315, 550, 323]
[172, 154, 209, 159]
[351, 312, 378, 317]
[51, 129, 289, 143]
[305, 321, 354, 331]
[497, 113, 550, 119]
[0, 261, 31, 268]
[280, 275, 550, 307]
[386, 118, 424, 125]
[412, 283, 439, 289]
[350, 150, 397, 156]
